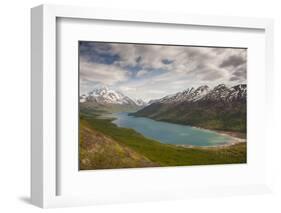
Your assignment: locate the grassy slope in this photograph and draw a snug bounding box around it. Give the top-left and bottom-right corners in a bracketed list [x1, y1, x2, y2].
[80, 120, 158, 170]
[80, 111, 246, 169]
[80, 101, 142, 113]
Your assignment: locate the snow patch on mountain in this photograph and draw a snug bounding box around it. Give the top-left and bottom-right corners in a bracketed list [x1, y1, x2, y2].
[157, 85, 210, 104]
[133, 99, 147, 106]
[80, 84, 246, 107]
[152, 84, 246, 105]
[80, 94, 87, 103]
[80, 86, 146, 106]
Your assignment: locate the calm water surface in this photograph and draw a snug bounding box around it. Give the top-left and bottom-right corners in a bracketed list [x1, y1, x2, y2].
[102, 112, 234, 146]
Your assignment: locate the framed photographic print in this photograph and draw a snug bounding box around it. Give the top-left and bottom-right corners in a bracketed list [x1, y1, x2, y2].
[78, 41, 247, 170]
[31, 4, 274, 208]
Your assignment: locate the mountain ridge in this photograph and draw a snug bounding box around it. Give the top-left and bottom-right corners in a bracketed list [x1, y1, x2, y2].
[131, 84, 247, 133]
[80, 86, 147, 112]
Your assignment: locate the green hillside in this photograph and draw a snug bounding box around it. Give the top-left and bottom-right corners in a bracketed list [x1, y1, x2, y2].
[79, 110, 246, 170]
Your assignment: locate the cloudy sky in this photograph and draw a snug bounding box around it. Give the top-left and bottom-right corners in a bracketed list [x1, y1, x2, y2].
[79, 41, 247, 101]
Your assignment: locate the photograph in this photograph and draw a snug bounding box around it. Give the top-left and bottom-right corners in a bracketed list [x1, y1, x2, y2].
[79, 41, 247, 170]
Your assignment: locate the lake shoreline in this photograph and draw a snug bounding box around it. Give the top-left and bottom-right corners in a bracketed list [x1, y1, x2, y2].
[80, 115, 247, 168]
[171, 126, 246, 149]
[190, 126, 247, 147]
[129, 114, 246, 138]
[98, 112, 246, 148]
[128, 113, 246, 148]
[176, 140, 246, 149]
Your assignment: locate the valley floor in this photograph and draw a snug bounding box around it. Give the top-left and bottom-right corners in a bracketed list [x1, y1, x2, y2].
[79, 111, 247, 170]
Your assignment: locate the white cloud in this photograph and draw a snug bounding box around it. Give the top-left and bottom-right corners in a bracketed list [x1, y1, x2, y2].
[79, 42, 247, 101]
[80, 57, 129, 83]
[135, 70, 149, 77]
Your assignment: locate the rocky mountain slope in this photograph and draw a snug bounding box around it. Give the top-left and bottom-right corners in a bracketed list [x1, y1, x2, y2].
[131, 84, 247, 133]
[80, 86, 146, 112]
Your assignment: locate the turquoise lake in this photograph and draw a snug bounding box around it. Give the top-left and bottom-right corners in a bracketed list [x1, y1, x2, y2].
[105, 112, 234, 147]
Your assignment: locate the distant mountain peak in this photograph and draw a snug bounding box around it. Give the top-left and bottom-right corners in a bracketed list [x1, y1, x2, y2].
[80, 86, 147, 107]
[231, 84, 246, 90]
[197, 85, 209, 90]
[213, 84, 227, 90]
[149, 84, 246, 105]
[133, 99, 147, 106]
[80, 84, 246, 111]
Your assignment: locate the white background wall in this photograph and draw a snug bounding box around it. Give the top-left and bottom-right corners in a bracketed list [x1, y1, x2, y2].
[0, 0, 281, 212]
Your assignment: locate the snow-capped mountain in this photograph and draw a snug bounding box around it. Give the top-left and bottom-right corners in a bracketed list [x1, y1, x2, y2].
[202, 84, 246, 102]
[228, 84, 247, 101]
[154, 84, 246, 104]
[85, 86, 136, 105]
[133, 99, 147, 106]
[131, 84, 247, 132]
[158, 85, 210, 104]
[80, 86, 146, 110]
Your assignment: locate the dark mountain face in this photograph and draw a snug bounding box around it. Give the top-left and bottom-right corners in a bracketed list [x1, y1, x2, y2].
[131, 84, 247, 133]
[202, 84, 246, 103]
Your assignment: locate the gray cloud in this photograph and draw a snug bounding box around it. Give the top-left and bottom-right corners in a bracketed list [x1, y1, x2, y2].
[229, 64, 247, 82]
[220, 55, 246, 68]
[200, 69, 224, 81]
[229, 76, 241, 82]
[80, 42, 247, 101]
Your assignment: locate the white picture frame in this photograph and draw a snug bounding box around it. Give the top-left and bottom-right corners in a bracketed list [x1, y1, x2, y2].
[31, 4, 274, 208]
